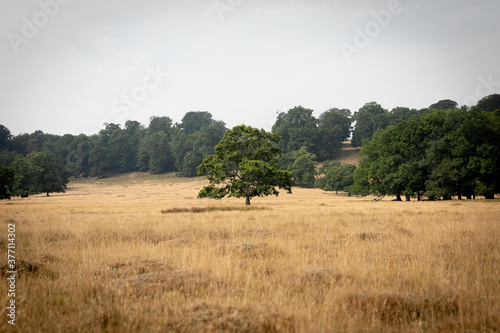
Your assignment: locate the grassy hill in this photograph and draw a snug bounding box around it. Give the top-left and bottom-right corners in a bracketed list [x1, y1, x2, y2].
[332, 140, 360, 166]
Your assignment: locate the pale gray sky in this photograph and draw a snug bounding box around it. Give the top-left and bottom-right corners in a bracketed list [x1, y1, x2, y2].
[1, 0, 499, 135]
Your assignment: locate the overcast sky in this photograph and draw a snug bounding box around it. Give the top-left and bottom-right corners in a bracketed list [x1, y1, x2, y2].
[1, 0, 499, 135]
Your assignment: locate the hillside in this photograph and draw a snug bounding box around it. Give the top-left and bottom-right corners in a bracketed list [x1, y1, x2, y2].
[334, 140, 360, 166]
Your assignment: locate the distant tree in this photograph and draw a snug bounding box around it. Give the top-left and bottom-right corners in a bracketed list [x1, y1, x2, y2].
[387, 107, 420, 126]
[171, 115, 226, 177]
[429, 99, 458, 110]
[10, 133, 30, 156]
[0, 124, 12, 150]
[476, 94, 500, 112]
[351, 102, 388, 147]
[317, 108, 352, 160]
[65, 134, 92, 177]
[148, 116, 173, 134]
[181, 111, 215, 134]
[272, 106, 320, 155]
[0, 167, 15, 199]
[11, 156, 42, 197]
[88, 138, 110, 177]
[137, 133, 172, 174]
[29, 152, 69, 196]
[0, 150, 22, 167]
[317, 161, 356, 194]
[197, 125, 292, 205]
[27, 130, 45, 154]
[288, 147, 317, 188]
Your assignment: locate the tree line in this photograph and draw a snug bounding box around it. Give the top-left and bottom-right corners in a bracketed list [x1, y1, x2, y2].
[1, 94, 499, 199]
[350, 107, 500, 200]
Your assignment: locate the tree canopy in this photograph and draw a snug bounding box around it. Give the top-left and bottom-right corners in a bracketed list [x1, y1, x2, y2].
[351, 107, 500, 200]
[351, 102, 388, 147]
[197, 125, 292, 205]
[429, 99, 458, 110]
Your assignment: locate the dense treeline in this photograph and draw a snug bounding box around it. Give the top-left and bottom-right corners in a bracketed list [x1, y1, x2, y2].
[350, 107, 500, 200]
[1, 93, 499, 199]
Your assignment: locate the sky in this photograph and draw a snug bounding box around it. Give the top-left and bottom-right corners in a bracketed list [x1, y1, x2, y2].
[1, 0, 499, 136]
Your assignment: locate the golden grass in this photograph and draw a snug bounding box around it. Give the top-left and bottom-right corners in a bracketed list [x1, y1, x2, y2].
[1, 173, 499, 332]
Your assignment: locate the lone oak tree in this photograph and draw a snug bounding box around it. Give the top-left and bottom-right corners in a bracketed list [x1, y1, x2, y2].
[197, 125, 292, 205]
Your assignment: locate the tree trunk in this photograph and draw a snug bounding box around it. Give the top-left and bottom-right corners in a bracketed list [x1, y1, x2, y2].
[405, 195, 411, 202]
[417, 192, 422, 201]
[396, 193, 402, 201]
[46, 192, 49, 197]
[245, 196, 251, 205]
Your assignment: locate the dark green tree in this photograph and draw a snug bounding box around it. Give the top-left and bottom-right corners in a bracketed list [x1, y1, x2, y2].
[197, 125, 292, 205]
[387, 107, 420, 126]
[351, 102, 389, 147]
[0, 167, 15, 199]
[351, 108, 500, 200]
[180, 111, 216, 134]
[66, 134, 92, 177]
[29, 152, 69, 196]
[27, 130, 45, 154]
[11, 157, 42, 197]
[171, 117, 226, 177]
[317, 108, 352, 160]
[288, 147, 317, 188]
[429, 99, 458, 110]
[0, 124, 12, 150]
[272, 106, 320, 155]
[317, 161, 356, 194]
[476, 94, 500, 112]
[10, 133, 30, 156]
[148, 116, 172, 135]
[0, 150, 22, 167]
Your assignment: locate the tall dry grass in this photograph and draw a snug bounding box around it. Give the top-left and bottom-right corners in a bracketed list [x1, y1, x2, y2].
[0, 173, 499, 332]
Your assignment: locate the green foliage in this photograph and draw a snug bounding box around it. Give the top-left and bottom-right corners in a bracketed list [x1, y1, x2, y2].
[171, 120, 226, 177]
[351, 102, 389, 147]
[138, 132, 175, 174]
[0, 149, 22, 167]
[351, 107, 500, 200]
[197, 125, 292, 205]
[12, 156, 42, 197]
[287, 147, 317, 188]
[476, 93, 500, 112]
[0, 166, 15, 199]
[180, 111, 218, 134]
[0, 124, 12, 150]
[317, 108, 352, 160]
[429, 99, 458, 110]
[317, 161, 356, 194]
[272, 106, 320, 156]
[29, 152, 70, 196]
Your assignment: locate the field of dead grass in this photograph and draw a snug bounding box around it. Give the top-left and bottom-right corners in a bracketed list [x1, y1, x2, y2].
[1, 173, 499, 332]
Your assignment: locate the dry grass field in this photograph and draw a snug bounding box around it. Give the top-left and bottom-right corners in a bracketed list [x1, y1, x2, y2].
[1, 173, 499, 332]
